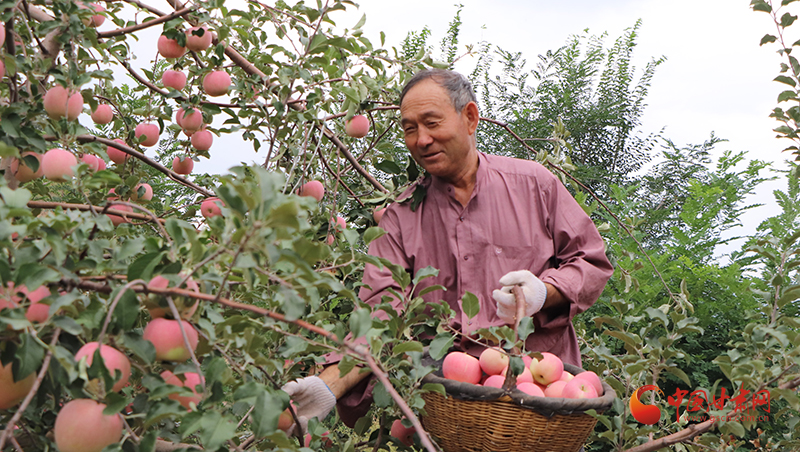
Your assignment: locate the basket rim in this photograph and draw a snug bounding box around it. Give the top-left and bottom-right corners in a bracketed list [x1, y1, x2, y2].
[421, 362, 616, 416]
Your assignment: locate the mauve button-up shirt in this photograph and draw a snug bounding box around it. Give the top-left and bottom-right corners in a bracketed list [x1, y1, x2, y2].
[359, 152, 613, 367]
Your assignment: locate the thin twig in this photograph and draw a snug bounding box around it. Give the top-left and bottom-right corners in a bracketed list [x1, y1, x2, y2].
[98, 7, 194, 38]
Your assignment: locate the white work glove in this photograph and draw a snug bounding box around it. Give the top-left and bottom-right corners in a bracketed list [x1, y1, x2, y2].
[280, 376, 336, 436]
[491, 270, 547, 324]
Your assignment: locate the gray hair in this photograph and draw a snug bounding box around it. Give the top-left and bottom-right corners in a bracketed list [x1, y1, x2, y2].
[399, 69, 477, 112]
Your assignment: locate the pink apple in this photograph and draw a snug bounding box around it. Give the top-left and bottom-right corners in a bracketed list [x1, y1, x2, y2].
[559, 371, 575, 382]
[161, 370, 203, 410]
[390, 419, 415, 446]
[501, 366, 534, 384]
[345, 114, 369, 138]
[107, 204, 133, 227]
[517, 382, 545, 397]
[178, 107, 203, 131]
[544, 380, 568, 398]
[135, 122, 160, 147]
[172, 156, 194, 175]
[529, 352, 563, 386]
[203, 70, 231, 97]
[0, 60, 4, 80]
[10, 152, 43, 182]
[107, 139, 129, 165]
[191, 129, 214, 151]
[297, 180, 324, 202]
[54, 399, 122, 452]
[91, 104, 113, 124]
[574, 371, 603, 396]
[146, 275, 200, 319]
[0, 362, 35, 410]
[483, 374, 506, 388]
[201, 197, 223, 219]
[131, 183, 153, 202]
[325, 234, 335, 245]
[43, 86, 83, 121]
[19, 285, 51, 323]
[442, 351, 482, 385]
[185, 26, 212, 51]
[80, 154, 102, 172]
[143, 317, 198, 361]
[158, 35, 185, 59]
[332, 215, 346, 232]
[42, 148, 78, 181]
[0, 23, 4, 48]
[479, 348, 509, 376]
[162, 70, 187, 91]
[74, 342, 131, 392]
[80, 3, 105, 27]
[562, 378, 598, 399]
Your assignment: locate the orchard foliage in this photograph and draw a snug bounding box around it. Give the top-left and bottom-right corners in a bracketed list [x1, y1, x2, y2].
[0, 1, 799, 452]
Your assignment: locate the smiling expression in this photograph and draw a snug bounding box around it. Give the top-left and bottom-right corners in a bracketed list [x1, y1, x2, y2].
[400, 79, 480, 186]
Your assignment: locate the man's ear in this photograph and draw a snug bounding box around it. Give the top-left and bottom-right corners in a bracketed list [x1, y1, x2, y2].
[463, 101, 480, 135]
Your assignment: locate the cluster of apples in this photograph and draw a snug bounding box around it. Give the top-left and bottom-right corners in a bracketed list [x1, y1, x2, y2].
[442, 349, 604, 399]
[0, 275, 206, 452]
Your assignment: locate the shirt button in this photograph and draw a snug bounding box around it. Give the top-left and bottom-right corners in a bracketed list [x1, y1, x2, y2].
[464, 256, 469, 260]
[459, 216, 464, 221]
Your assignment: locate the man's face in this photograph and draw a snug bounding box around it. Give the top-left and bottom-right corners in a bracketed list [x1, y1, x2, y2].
[400, 79, 478, 183]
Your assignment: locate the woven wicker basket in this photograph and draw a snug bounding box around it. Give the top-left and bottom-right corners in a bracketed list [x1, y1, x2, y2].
[420, 361, 615, 452]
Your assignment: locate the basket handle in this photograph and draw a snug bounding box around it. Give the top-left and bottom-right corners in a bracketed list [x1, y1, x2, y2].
[501, 285, 527, 391]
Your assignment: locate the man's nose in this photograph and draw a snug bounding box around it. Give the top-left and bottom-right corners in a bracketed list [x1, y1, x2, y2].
[416, 128, 433, 148]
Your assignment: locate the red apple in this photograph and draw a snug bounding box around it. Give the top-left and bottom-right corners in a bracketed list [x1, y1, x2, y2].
[143, 317, 199, 361]
[146, 275, 200, 319]
[107, 139, 129, 165]
[162, 70, 187, 91]
[172, 156, 194, 175]
[158, 35, 185, 59]
[201, 197, 223, 219]
[278, 407, 294, 432]
[0, 362, 35, 410]
[442, 351, 481, 385]
[0, 23, 5, 48]
[529, 352, 563, 386]
[42, 148, 78, 181]
[482, 374, 505, 388]
[297, 180, 325, 202]
[161, 370, 203, 410]
[574, 371, 603, 396]
[10, 152, 43, 182]
[332, 216, 346, 232]
[74, 342, 131, 392]
[80, 3, 105, 27]
[544, 380, 568, 398]
[54, 399, 122, 452]
[91, 104, 113, 124]
[517, 381, 545, 397]
[390, 419, 415, 446]
[178, 107, 203, 131]
[135, 122, 160, 147]
[191, 129, 214, 151]
[185, 26, 212, 52]
[373, 207, 386, 224]
[131, 183, 153, 202]
[107, 204, 133, 227]
[19, 285, 51, 323]
[562, 378, 598, 399]
[203, 70, 231, 97]
[479, 348, 509, 376]
[345, 114, 369, 138]
[43, 86, 83, 121]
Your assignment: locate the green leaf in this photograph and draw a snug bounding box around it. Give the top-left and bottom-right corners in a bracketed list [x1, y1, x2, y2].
[250, 390, 285, 437]
[761, 34, 778, 46]
[664, 366, 691, 386]
[363, 226, 386, 246]
[0, 187, 31, 208]
[412, 266, 439, 286]
[15, 334, 45, 379]
[51, 316, 82, 335]
[774, 75, 797, 86]
[349, 307, 372, 338]
[781, 12, 798, 27]
[372, 380, 392, 407]
[751, 1, 772, 13]
[127, 251, 165, 281]
[461, 291, 480, 319]
[393, 341, 423, 355]
[778, 90, 797, 102]
[428, 334, 454, 360]
[517, 316, 535, 339]
[422, 383, 446, 395]
[195, 411, 237, 450]
[122, 332, 156, 364]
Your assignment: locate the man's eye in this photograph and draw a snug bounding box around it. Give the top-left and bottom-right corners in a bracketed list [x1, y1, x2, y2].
[403, 127, 415, 135]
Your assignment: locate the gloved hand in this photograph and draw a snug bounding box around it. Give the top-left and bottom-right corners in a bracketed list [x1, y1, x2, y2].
[491, 270, 547, 324]
[280, 376, 336, 436]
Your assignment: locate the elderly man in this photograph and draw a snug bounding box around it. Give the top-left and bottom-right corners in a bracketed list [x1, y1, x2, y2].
[282, 69, 613, 433]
